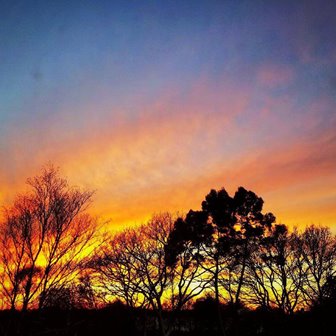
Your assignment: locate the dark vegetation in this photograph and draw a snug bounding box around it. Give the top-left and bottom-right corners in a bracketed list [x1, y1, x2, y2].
[0, 166, 335, 335]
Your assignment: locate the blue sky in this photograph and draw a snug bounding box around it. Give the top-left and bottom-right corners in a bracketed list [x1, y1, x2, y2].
[0, 0, 335, 229]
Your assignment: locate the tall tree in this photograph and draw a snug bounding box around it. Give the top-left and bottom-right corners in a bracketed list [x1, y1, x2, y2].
[168, 186, 275, 335]
[165, 211, 213, 312]
[201, 187, 276, 305]
[0, 166, 98, 310]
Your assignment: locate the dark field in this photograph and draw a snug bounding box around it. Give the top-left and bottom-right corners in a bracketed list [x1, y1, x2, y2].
[0, 301, 334, 336]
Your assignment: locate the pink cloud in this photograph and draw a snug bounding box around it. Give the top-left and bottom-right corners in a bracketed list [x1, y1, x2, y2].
[1, 75, 335, 231]
[0, 76, 252, 215]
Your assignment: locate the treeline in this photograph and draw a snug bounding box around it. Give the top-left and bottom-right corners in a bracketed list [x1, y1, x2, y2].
[0, 166, 335, 336]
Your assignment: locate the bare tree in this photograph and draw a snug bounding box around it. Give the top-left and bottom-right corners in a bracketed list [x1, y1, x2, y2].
[91, 228, 148, 308]
[245, 225, 305, 313]
[0, 165, 98, 310]
[0, 200, 34, 310]
[297, 225, 336, 307]
[137, 213, 211, 335]
[92, 217, 169, 335]
[165, 237, 210, 313]
[94, 213, 209, 336]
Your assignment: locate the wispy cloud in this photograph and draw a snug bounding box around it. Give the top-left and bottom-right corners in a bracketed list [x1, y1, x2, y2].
[0, 1, 335, 230]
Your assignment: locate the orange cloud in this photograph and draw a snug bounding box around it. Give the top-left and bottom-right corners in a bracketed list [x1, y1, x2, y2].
[0, 77, 335, 232]
[0, 78, 251, 218]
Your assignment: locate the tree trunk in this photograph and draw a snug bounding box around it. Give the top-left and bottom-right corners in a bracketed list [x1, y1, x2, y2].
[157, 309, 166, 336]
[10, 301, 16, 311]
[214, 256, 226, 336]
[22, 279, 32, 311]
[235, 243, 248, 305]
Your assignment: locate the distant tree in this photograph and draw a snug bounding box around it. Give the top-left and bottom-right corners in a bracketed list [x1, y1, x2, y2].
[320, 275, 336, 306]
[41, 275, 97, 310]
[0, 165, 98, 310]
[75, 274, 97, 309]
[41, 285, 76, 310]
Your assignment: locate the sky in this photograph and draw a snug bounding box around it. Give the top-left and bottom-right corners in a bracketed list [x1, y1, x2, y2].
[0, 0, 335, 230]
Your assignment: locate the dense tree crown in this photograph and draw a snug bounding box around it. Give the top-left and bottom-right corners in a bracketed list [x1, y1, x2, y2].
[0, 167, 335, 336]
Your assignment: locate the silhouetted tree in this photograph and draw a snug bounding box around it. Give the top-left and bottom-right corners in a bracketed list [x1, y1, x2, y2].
[210, 187, 275, 305]
[165, 211, 213, 311]
[41, 285, 76, 310]
[92, 228, 147, 308]
[76, 274, 97, 309]
[0, 166, 98, 310]
[41, 275, 97, 310]
[2, 169, 336, 336]
[165, 211, 211, 324]
[0, 201, 38, 310]
[95, 212, 212, 336]
[297, 225, 336, 307]
[167, 187, 276, 335]
[320, 275, 336, 305]
[245, 225, 305, 313]
[94, 214, 171, 336]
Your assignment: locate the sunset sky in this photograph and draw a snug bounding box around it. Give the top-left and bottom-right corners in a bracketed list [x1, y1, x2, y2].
[0, 0, 335, 230]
